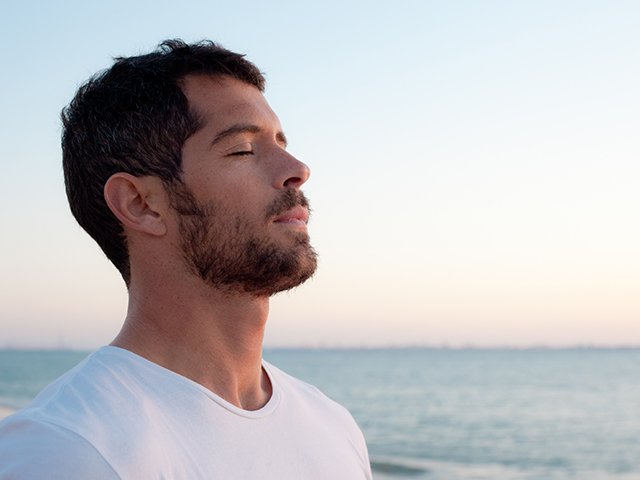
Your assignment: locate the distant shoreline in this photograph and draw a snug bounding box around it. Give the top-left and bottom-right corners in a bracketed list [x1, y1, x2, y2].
[2, 345, 640, 352]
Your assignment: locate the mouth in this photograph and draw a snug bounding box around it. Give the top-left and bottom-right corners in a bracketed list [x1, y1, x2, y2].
[273, 205, 309, 226]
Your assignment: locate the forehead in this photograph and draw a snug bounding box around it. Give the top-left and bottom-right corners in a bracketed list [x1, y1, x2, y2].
[181, 74, 279, 128]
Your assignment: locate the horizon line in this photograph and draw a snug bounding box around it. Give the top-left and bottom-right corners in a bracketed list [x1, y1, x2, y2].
[2, 344, 640, 352]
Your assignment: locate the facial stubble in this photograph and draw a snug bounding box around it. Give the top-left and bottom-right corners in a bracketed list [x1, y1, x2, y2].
[168, 184, 318, 297]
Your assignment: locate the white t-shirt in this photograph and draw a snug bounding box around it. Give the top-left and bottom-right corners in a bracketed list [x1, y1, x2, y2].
[0, 346, 372, 479]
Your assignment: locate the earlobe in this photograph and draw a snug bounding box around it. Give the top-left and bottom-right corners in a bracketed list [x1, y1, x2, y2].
[104, 173, 167, 237]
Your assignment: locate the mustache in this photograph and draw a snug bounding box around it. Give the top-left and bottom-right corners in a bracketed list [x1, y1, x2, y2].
[266, 189, 310, 218]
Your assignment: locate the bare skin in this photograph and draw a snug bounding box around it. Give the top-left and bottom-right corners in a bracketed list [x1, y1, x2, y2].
[105, 75, 311, 410]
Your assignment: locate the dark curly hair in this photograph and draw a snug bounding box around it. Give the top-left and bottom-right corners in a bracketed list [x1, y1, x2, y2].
[61, 39, 265, 285]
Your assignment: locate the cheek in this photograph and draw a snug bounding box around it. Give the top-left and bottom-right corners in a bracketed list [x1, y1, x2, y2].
[186, 166, 274, 220]
[220, 177, 272, 211]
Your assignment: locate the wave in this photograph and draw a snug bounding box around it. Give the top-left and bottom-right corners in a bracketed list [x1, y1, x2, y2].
[370, 455, 640, 480]
[370, 457, 432, 478]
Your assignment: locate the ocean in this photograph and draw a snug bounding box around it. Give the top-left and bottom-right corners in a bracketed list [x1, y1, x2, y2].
[1, 348, 639, 479]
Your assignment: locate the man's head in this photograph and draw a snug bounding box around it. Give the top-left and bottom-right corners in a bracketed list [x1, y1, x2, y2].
[62, 40, 316, 293]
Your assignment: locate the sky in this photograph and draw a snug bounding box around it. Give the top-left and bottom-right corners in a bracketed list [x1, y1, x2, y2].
[1, 0, 638, 349]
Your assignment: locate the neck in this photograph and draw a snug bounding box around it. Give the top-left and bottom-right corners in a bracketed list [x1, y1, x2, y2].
[111, 278, 272, 410]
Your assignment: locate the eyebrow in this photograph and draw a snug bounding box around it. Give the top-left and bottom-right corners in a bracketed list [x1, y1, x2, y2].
[210, 124, 288, 148]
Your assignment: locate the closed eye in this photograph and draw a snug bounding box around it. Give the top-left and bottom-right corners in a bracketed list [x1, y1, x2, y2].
[228, 150, 253, 157]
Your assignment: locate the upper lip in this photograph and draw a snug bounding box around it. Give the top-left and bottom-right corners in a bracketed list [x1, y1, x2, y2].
[274, 205, 309, 224]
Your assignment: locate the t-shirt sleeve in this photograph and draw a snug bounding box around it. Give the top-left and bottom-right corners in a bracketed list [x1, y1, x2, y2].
[0, 415, 119, 480]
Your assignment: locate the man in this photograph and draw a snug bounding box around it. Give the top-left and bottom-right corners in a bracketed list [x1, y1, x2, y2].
[0, 39, 372, 479]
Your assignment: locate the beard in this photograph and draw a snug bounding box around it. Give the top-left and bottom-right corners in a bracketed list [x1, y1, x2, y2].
[167, 183, 317, 297]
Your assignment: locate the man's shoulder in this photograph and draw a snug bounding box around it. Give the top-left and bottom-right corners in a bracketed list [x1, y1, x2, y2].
[0, 348, 162, 454]
[264, 361, 362, 429]
[14, 347, 149, 433]
[0, 346, 180, 479]
[0, 413, 119, 479]
[264, 361, 371, 475]
[265, 360, 337, 405]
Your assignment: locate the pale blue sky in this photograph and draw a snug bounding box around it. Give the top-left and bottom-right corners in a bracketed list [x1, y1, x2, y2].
[1, 1, 639, 348]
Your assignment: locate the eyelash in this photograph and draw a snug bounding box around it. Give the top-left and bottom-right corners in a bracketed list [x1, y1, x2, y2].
[229, 150, 253, 157]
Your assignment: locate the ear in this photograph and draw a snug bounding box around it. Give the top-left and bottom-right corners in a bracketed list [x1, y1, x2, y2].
[104, 173, 168, 237]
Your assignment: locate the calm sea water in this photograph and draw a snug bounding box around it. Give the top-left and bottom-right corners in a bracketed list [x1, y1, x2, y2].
[1, 348, 639, 479]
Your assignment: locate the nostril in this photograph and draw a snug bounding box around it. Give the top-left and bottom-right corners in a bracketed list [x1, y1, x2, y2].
[283, 176, 303, 188]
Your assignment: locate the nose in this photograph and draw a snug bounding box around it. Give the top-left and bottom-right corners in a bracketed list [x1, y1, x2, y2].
[277, 150, 311, 190]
